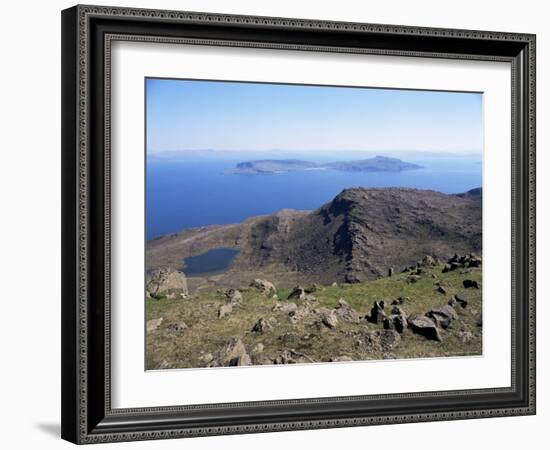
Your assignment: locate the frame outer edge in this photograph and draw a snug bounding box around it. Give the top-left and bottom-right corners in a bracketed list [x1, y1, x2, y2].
[64, 4, 537, 444]
[61, 5, 80, 445]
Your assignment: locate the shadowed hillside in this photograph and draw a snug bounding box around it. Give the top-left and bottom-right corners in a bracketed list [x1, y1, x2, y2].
[146, 187, 481, 292]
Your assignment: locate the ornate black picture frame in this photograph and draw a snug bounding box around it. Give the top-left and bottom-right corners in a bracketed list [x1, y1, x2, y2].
[61, 4, 536, 444]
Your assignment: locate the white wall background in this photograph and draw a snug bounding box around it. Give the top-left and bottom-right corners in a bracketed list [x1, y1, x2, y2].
[0, 0, 546, 448]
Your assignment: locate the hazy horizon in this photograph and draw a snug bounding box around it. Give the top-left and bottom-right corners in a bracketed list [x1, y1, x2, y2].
[146, 78, 483, 155]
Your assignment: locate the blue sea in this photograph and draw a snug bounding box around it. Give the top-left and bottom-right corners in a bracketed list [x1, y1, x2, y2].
[146, 152, 482, 240]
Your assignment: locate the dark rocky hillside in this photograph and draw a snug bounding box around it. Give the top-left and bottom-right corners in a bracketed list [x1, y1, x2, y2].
[146, 187, 482, 291]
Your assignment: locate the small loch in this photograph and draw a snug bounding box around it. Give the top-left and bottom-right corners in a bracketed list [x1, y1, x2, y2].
[182, 248, 240, 276]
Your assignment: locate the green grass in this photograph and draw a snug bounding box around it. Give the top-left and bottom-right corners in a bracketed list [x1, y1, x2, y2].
[146, 263, 482, 369]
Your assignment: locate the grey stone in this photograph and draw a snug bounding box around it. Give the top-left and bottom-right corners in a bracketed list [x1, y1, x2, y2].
[166, 320, 188, 333]
[146, 318, 163, 333]
[426, 305, 458, 329]
[463, 279, 480, 289]
[453, 294, 468, 308]
[225, 289, 243, 304]
[380, 329, 401, 349]
[220, 338, 251, 366]
[251, 318, 274, 334]
[146, 267, 188, 297]
[250, 279, 277, 296]
[335, 298, 361, 323]
[218, 303, 233, 319]
[287, 285, 306, 300]
[408, 316, 442, 341]
[367, 300, 386, 324]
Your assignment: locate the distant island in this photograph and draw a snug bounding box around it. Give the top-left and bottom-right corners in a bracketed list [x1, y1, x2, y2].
[228, 155, 423, 174]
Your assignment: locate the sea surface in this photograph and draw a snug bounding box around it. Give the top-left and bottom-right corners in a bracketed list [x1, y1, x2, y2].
[146, 153, 482, 240]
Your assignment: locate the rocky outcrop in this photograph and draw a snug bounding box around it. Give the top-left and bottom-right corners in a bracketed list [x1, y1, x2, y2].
[146, 267, 188, 297]
[442, 253, 482, 273]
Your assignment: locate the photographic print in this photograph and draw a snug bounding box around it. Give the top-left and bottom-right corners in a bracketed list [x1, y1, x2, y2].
[144, 78, 483, 370]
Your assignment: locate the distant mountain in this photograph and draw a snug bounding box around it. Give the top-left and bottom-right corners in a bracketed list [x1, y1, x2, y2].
[228, 159, 317, 174]
[147, 187, 481, 288]
[229, 156, 422, 174]
[455, 187, 482, 200]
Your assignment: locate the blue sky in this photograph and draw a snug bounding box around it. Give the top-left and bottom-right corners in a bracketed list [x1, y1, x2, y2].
[146, 78, 483, 154]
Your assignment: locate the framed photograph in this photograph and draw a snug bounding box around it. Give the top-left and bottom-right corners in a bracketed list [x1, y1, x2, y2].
[61, 5, 536, 444]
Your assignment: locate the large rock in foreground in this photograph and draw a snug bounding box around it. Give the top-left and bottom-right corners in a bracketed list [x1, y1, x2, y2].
[146, 267, 188, 297]
[408, 316, 442, 341]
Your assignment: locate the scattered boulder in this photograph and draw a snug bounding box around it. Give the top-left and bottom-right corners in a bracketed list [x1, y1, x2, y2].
[316, 308, 338, 329]
[442, 254, 482, 273]
[287, 286, 306, 300]
[250, 279, 276, 296]
[273, 302, 298, 314]
[367, 301, 386, 324]
[331, 356, 353, 362]
[422, 255, 437, 266]
[384, 306, 408, 333]
[166, 320, 188, 333]
[219, 338, 251, 366]
[146, 267, 188, 297]
[165, 293, 176, 300]
[426, 305, 458, 329]
[437, 286, 447, 295]
[289, 306, 311, 324]
[452, 294, 468, 308]
[304, 284, 319, 294]
[146, 318, 163, 333]
[218, 303, 233, 319]
[225, 289, 243, 304]
[199, 352, 214, 364]
[458, 331, 475, 344]
[335, 299, 361, 323]
[345, 273, 362, 284]
[251, 317, 274, 334]
[380, 329, 401, 350]
[463, 279, 480, 289]
[252, 343, 264, 354]
[388, 267, 394, 277]
[407, 274, 421, 283]
[301, 294, 318, 305]
[408, 316, 442, 341]
[391, 296, 409, 306]
[274, 349, 315, 364]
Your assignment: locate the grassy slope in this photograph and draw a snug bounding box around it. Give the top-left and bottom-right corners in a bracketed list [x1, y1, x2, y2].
[146, 263, 482, 369]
